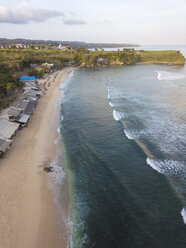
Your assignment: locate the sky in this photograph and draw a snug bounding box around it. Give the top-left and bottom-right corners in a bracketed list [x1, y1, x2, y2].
[0, 0, 186, 45]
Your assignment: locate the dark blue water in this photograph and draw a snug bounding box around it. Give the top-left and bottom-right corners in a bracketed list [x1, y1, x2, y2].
[60, 64, 186, 248]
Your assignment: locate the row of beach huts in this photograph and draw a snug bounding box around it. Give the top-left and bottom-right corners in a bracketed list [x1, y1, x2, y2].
[0, 77, 42, 155]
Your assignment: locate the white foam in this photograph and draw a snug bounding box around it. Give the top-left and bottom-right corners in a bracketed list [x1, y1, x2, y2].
[109, 101, 122, 108]
[60, 70, 74, 91]
[124, 129, 133, 140]
[157, 72, 162, 80]
[57, 127, 61, 134]
[54, 70, 75, 107]
[146, 158, 162, 174]
[48, 151, 67, 231]
[156, 71, 186, 81]
[109, 101, 115, 108]
[181, 208, 186, 225]
[107, 86, 112, 100]
[49, 156, 65, 187]
[146, 158, 186, 177]
[60, 70, 75, 103]
[107, 86, 121, 100]
[48, 152, 66, 203]
[113, 110, 127, 121]
[123, 129, 152, 140]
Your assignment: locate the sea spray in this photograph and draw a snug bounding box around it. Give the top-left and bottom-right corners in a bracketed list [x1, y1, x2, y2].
[123, 129, 133, 140]
[60, 70, 75, 103]
[113, 109, 128, 121]
[146, 158, 186, 181]
[156, 70, 186, 81]
[123, 129, 153, 140]
[60, 70, 75, 92]
[109, 101, 122, 108]
[181, 208, 186, 225]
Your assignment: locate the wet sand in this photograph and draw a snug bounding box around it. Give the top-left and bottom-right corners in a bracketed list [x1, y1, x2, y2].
[0, 67, 74, 248]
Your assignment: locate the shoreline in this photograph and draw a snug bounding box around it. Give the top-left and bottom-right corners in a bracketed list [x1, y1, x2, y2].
[0, 67, 75, 248]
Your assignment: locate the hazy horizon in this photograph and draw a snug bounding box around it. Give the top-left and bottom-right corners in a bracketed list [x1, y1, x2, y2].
[1, 36, 186, 47]
[0, 0, 186, 45]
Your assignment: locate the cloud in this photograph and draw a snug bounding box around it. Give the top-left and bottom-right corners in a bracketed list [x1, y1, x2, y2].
[103, 19, 113, 24]
[0, 5, 64, 24]
[68, 11, 76, 16]
[63, 18, 86, 25]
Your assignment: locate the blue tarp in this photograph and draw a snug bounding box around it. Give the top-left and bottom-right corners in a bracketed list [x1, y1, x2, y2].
[19, 76, 37, 81]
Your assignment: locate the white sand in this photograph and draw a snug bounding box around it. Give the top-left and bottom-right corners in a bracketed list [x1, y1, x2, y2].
[0, 67, 74, 248]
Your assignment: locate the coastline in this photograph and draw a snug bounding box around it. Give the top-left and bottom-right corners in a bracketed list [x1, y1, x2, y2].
[135, 61, 185, 65]
[0, 67, 75, 248]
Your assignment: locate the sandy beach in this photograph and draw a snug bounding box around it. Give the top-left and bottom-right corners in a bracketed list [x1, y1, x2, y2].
[0, 67, 74, 248]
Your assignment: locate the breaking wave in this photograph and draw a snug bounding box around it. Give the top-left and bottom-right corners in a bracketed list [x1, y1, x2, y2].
[60, 70, 75, 91]
[57, 127, 61, 134]
[109, 101, 115, 108]
[60, 70, 75, 103]
[124, 130, 133, 140]
[113, 110, 128, 121]
[156, 71, 186, 81]
[181, 208, 186, 225]
[109, 101, 122, 108]
[146, 158, 186, 178]
[123, 129, 152, 140]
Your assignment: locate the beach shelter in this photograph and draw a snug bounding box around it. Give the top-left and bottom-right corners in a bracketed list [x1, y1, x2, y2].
[0, 118, 20, 139]
[19, 76, 37, 82]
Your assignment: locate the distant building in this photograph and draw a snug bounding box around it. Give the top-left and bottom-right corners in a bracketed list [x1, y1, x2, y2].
[0, 118, 20, 139]
[42, 63, 54, 67]
[0, 78, 42, 154]
[41, 63, 54, 71]
[15, 44, 29, 49]
[15, 44, 23, 49]
[58, 44, 71, 50]
[23, 45, 29, 49]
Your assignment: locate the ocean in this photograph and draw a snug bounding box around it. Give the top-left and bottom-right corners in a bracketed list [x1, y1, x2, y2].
[57, 46, 186, 248]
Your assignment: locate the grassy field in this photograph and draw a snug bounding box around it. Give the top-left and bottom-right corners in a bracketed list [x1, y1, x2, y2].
[137, 50, 185, 64]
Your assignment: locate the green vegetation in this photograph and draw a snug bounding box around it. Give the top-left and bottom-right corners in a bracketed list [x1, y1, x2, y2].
[0, 64, 23, 110]
[0, 48, 184, 109]
[28, 69, 44, 78]
[0, 48, 184, 71]
[75, 49, 140, 67]
[0, 49, 74, 71]
[137, 50, 185, 64]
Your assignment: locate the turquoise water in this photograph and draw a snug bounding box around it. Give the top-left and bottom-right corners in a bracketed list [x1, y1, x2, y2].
[59, 63, 186, 248]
